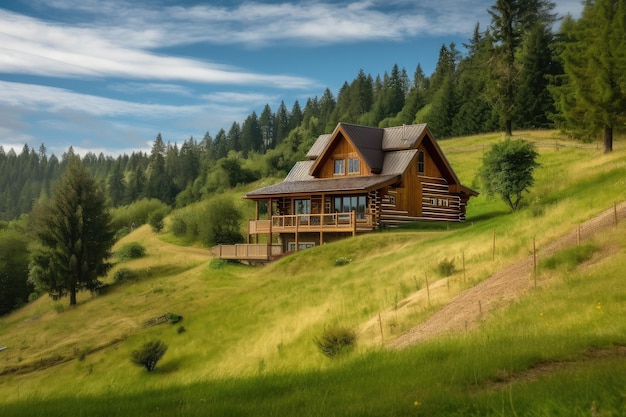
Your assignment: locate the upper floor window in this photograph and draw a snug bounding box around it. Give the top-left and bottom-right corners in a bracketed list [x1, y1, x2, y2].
[334, 159, 345, 175]
[348, 157, 360, 174]
[418, 151, 425, 174]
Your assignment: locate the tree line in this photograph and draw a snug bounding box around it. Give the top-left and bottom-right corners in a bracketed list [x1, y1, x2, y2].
[1, 0, 624, 222]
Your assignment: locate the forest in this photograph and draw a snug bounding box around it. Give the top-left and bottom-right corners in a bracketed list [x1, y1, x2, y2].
[0, 0, 625, 222]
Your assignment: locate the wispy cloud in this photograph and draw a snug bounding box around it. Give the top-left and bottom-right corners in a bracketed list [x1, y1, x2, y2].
[0, 8, 314, 87]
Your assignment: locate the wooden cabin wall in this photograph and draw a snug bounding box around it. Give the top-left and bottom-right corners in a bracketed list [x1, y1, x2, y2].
[318, 135, 366, 178]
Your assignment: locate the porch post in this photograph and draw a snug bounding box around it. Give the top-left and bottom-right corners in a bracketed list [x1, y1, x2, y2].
[352, 210, 356, 237]
[268, 204, 273, 260]
[295, 220, 299, 252]
[320, 193, 325, 246]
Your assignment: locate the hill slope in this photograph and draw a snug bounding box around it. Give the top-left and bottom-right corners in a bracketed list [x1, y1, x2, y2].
[0, 130, 625, 415]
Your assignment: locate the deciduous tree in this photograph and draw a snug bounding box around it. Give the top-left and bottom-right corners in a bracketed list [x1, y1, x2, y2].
[480, 138, 540, 211]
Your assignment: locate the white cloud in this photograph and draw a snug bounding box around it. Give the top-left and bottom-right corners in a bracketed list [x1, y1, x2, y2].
[0, 9, 314, 88]
[0, 81, 204, 118]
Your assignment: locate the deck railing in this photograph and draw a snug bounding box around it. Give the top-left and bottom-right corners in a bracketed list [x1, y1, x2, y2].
[211, 243, 283, 261]
[248, 212, 375, 234]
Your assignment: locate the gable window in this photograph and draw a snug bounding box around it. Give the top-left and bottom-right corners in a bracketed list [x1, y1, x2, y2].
[348, 157, 360, 174]
[334, 159, 345, 175]
[418, 151, 425, 174]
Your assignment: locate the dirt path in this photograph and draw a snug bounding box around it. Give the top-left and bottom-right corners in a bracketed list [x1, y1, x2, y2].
[387, 202, 626, 350]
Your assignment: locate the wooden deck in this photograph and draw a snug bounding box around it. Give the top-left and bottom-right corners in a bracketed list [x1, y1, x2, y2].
[211, 244, 283, 261]
[248, 212, 376, 235]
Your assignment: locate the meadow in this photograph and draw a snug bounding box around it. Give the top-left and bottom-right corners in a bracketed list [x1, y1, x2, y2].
[0, 130, 625, 416]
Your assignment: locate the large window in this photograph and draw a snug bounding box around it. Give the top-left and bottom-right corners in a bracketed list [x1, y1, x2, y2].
[334, 159, 345, 175]
[294, 199, 311, 214]
[333, 195, 367, 219]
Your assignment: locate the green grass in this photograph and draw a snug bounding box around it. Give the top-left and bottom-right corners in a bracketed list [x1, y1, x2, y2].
[1, 130, 625, 416]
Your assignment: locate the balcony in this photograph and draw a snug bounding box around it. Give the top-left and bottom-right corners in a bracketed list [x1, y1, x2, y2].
[248, 212, 376, 235]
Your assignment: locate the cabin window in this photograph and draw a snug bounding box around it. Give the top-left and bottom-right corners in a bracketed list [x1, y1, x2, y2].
[333, 195, 367, 220]
[334, 159, 345, 175]
[294, 199, 311, 214]
[288, 242, 315, 251]
[348, 157, 360, 174]
[418, 151, 425, 174]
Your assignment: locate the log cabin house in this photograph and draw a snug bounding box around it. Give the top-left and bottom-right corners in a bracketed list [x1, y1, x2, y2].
[212, 123, 478, 262]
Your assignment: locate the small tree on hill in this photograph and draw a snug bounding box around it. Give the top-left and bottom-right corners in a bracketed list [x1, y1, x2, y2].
[480, 138, 540, 211]
[131, 339, 168, 372]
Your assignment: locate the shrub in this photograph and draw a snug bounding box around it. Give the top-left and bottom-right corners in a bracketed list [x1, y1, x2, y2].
[335, 257, 352, 266]
[113, 268, 137, 283]
[115, 226, 131, 240]
[116, 242, 146, 261]
[314, 326, 356, 358]
[170, 215, 187, 236]
[148, 211, 165, 233]
[437, 257, 455, 277]
[131, 339, 168, 372]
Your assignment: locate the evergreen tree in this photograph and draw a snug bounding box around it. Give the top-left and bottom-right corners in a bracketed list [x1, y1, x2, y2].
[259, 104, 275, 150]
[107, 159, 126, 206]
[487, 0, 556, 135]
[227, 122, 242, 152]
[275, 101, 290, 146]
[290, 100, 303, 131]
[550, 0, 626, 152]
[29, 156, 114, 306]
[241, 112, 263, 155]
[0, 229, 32, 315]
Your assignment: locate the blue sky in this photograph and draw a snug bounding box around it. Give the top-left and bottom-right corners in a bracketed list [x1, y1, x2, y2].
[0, 0, 583, 157]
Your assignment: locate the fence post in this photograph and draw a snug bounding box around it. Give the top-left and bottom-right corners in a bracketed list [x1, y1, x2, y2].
[533, 237, 537, 288]
[425, 272, 431, 307]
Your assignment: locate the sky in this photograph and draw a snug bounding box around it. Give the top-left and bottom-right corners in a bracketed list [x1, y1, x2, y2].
[0, 0, 584, 157]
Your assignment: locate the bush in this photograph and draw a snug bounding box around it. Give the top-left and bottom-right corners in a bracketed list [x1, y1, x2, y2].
[437, 257, 455, 277]
[170, 215, 187, 236]
[131, 339, 168, 372]
[110, 198, 171, 231]
[116, 242, 146, 261]
[314, 326, 356, 358]
[148, 211, 166, 233]
[113, 268, 137, 283]
[335, 257, 352, 266]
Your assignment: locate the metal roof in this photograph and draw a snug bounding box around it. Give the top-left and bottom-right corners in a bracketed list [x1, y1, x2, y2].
[382, 124, 427, 150]
[380, 149, 418, 175]
[284, 161, 315, 182]
[245, 174, 400, 198]
[305, 134, 332, 159]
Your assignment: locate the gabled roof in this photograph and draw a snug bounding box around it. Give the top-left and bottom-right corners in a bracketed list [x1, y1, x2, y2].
[309, 123, 385, 175]
[245, 175, 400, 198]
[245, 122, 478, 200]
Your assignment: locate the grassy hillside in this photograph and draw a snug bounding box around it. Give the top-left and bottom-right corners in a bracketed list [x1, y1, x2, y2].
[1, 130, 625, 416]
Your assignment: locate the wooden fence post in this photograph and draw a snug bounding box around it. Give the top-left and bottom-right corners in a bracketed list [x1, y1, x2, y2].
[533, 237, 537, 288]
[378, 313, 384, 344]
[425, 272, 431, 307]
[462, 251, 466, 283]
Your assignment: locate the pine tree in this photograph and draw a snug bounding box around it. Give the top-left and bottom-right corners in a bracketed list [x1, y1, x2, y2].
[29, 156, 114, 306]
[550, 0, 626, 152]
